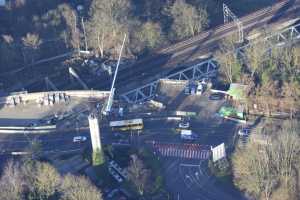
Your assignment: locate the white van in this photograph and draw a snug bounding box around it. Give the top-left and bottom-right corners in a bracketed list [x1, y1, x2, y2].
[181, 130, 193, 140]
[73, 136, 87, 143]
[196, 83, 203, 95]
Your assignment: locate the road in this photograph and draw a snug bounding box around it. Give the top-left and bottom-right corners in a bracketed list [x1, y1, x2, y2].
[0, 115, 236, 153]
[86, 0, 300, 94]
[0, 131, 89, 154]
[163, 160, 245, 200]
[0, 103, 240, 199]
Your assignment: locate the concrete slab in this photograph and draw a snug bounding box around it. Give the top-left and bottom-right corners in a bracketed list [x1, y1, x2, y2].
[0, 97, 99, 126]
[155, 80, 225, 119]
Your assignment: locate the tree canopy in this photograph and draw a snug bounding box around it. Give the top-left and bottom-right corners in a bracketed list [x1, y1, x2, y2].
[0, 160, 103, 200]
[232, 121, 300, 200]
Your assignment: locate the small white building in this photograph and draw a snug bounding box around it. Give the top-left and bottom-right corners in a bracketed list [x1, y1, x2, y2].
[88, 114, 102, 152]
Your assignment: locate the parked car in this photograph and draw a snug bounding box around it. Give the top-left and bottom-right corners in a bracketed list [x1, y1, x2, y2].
[180, 129, 197, 140]
[179, 121, 190, 129]
[184, 86, 190, 94]
[190, 86, 196, 95]
[73, 136, 87, 143]
[196, 83, 203, 95]
[209, 93, 224, 100]
[238, 128, 250, 136]
[28, 122, 38, 127]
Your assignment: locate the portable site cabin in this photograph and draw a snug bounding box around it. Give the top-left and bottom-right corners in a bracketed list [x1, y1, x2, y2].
[218, 106, 244, 120]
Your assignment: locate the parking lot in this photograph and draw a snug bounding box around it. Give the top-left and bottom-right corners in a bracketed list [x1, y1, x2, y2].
[155, 79, 225, 119]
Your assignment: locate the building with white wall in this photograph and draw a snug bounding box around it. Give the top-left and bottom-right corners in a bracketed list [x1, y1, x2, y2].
[88, 113, 104, 165]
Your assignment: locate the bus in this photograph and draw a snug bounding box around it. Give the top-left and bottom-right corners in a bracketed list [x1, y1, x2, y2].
[109, 118, 143, 131]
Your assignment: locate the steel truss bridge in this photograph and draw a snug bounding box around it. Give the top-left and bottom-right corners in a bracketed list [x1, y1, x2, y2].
[120, 23, 300, 104]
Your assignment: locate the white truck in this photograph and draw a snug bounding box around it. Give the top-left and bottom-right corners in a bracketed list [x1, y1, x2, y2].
[181, 130, 193, 140]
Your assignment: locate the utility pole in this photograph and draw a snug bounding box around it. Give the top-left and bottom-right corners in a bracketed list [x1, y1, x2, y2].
[81, 17, 88, 52]
[103, 34, 127, 115]
[88, 113, 104, 165]
[72, 12, 80, 52]
[223, 3, 244, 43]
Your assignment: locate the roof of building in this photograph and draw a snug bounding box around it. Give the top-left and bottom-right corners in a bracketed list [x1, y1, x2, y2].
[218, 106, 244, 119]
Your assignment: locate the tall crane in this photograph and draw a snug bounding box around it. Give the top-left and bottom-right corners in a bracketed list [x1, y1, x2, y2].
[103, 34, 127, 115]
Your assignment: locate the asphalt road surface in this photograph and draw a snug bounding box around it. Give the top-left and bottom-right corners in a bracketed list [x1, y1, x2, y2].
[0, 114, 240, 200]
[0, 131, 90, 154]
[0, 115, 236, 153]
[162, 159, 246, 200]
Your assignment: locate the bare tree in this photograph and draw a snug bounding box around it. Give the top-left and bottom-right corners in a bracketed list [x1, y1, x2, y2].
[22, 32, 42, 64]
[215, 35, 242, 83]
[270, 121, 300, 184]
[21, 161, 61, 200]
[219, 34, 237, 52]
[132, 21, 164, 54]
[291, 46, 300, 68]
[216, 51, 241, 83]
[233, 142, 276, 200]
[0, 160, 104, 200]
[86, 0, 131, 58]
[61, 174, 103, 200]
[58, 4, 80, 50]
[33, 162, 61, 199]
[127, 154, 150, 196]
[244, 41, 269, 77]
[0, 161, 24, 200]
[232, 120, 300, 200]
[281, 82, 300, 119]
[166, 0, 208, 40]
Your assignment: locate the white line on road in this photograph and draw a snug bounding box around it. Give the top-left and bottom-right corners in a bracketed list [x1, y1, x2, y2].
[180, 163, 201, 167]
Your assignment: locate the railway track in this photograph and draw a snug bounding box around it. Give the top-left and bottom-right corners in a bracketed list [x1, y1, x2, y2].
[91, 0, 300, 93]
[154, 0, 289, 55]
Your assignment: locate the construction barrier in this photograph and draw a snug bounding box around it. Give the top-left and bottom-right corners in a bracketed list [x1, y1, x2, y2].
[0, 125, 56, 130]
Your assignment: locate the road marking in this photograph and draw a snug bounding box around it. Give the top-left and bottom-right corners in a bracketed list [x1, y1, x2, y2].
[165, 159, 179, 172]
[152, 142, 212, 160]
[180, 163, 201, 167]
